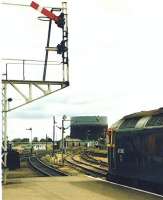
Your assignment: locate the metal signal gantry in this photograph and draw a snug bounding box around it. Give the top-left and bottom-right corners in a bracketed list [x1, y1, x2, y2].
[2, 1, 69, 184]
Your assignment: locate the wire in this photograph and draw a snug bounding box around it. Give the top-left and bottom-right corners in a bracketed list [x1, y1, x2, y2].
[2, 58, 60, 63]
[5, 62, 62, 66]
[1, 2, 30, 7]
[1, 2, 62, 10]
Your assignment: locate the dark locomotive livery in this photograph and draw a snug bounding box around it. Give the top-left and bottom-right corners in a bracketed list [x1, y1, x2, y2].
[107, 108, 163, 194]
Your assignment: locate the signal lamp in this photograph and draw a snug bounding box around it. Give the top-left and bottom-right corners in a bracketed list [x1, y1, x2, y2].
[57, 41, 67, 54]
[56, 13, 65, 28]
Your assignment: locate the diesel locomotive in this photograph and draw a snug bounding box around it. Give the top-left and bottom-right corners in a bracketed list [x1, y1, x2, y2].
[107, 108, 163, 194]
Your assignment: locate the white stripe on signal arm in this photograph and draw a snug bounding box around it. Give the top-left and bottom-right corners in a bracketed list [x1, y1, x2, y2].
[30, 1, 58, 21]
[37, 5, 43, 13]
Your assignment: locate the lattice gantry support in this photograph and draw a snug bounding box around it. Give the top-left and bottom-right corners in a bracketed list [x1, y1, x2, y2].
[2, 80, 69, 112]
[62, 2, 69, 83]
[2, 83, 8, 184]
[2, 80, 69, 185]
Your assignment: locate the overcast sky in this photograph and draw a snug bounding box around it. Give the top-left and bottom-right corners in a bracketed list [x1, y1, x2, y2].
[1, 0, 163, 140]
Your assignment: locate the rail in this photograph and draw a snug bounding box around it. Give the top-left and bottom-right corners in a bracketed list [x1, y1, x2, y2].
[64, 155, 107, 177]
[81, 151, 108, 167]
[28, 156, 67, 176]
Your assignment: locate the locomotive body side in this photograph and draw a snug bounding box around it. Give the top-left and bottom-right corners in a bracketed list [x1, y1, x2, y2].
[107, 108, 163, 194]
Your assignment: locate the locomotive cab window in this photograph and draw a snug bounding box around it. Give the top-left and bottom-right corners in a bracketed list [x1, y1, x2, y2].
[146, 114, 163, 127]
[119, 117, 140, 129]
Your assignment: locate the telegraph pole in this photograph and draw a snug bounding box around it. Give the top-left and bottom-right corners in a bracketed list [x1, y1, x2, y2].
[46, 133, 48, 152]
[61, 115, 66, 165]
[26, 128, 32, 154]
[52, 116, 55, 156]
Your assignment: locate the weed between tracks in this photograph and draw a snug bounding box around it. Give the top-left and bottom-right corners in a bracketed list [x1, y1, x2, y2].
[41, 154, 84, 176]
[7, 149, 107, 179]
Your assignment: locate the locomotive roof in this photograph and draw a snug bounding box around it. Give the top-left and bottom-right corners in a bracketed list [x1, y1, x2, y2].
[123, 107, 163, 119]
[111, 107, 163, 130]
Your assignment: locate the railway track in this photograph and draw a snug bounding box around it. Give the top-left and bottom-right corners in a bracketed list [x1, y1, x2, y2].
[28, 156, 67, 176]
[81, 151, 108, 167]
[64, 154, 107, 178]
[72, 154, 108, 172]
[17, 153, 163, 197]
[64, 154, 163, 196]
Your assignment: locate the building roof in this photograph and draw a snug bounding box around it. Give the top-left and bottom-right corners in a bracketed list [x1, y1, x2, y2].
[71, 116, 108, 125]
